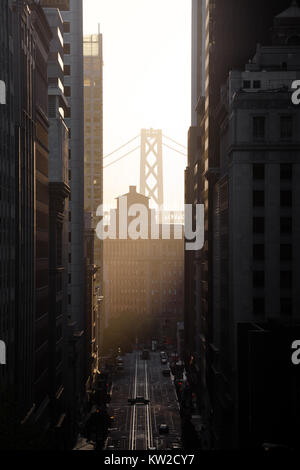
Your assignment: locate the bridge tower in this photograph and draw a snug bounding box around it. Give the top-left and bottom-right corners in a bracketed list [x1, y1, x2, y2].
[140, 129, 164, 210]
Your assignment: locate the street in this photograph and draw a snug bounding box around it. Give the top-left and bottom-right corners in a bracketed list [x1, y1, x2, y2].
[105, 351, 182, 451]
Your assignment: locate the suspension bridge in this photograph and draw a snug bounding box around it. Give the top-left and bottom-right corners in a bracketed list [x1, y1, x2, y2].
[103, 129, 187, 211]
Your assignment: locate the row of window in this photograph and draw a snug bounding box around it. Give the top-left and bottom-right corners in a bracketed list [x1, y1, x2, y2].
[253, 163, 293, 180]
[253, 115, 293, 140]
[253, 270, 293, 289]
[253, 297, 292, 316]
[253, 244, 292, 261]
[253, 190, 293, 207]
[243, 79, 261, 90]
[253, 217, 293, 234]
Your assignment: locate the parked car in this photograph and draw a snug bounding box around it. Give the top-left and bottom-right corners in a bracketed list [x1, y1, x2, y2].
[159, 424, 169, 434]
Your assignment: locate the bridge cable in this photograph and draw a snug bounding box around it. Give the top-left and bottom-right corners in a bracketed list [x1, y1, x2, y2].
[103, 146, 140, 169]
[103, 135, 140, 160]
[163, 134, 187, 150]
[162, 142, 187, 157]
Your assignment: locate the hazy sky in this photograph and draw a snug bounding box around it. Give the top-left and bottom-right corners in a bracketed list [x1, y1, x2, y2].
[83, 0, 191, 210]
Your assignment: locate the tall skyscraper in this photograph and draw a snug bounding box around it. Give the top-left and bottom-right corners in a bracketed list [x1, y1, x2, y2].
[0, 0, 52, 429]
[211, 5, 300, 449]
[30, 2, 53, 426]
[0, 0, 15, 390]
[60, 0, 85, 340]
[41, 0, 86, 445]
[185, 0, 297, 450]
[83, 31, 103, 356]
[43, 4, 71, 445]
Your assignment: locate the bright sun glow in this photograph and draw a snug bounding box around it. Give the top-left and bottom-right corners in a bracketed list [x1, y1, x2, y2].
[83, 0, 192, 210]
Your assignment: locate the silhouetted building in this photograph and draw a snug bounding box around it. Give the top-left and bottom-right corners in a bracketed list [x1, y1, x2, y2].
[84, 213, 98, 391]
[104, 186, 184, 346]
[185, 0, 300, 449]
[43, 5, 70, 447]
[42, 0, 86, 444]
[0, 0, 15, 390]
[83, 31, 103, 356]
[30, 1, 53, 427]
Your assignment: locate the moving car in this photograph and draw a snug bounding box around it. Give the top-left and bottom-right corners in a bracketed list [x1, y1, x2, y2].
[142, 349, 150, 360]
[128, 396, 150, 405]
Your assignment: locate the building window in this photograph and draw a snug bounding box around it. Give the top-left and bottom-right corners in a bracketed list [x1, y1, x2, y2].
[253, 190, 265, 207]
[68, 295, 71, 305]
[65, 86, 71, 97]
[253, 164, 265, 180]
[280, 163, 292, 180]
[64, 64, 71, 76]
[253, 244, 265, 261]
[63, 22, 70, 33]
[280, 190, 292, 207]
[64, 43, 70, 55]
[253, 80, 261, 89]
[280, 115, 293, 139]
[68, 253, 72, 264]
[253, 271, 265, 288]
[253, 217, 265, 234]
[253, 116, 265, 140]
[65, 107, 71, 118]
[280, 271, 292, 289]
[280, 298, 292, 316]
[280, 217, 292, 234]
[280, 244, 292, 261]
[243, 80, 251, 89]
[253, 298, 265, 315]
[57, 225, 62, 265]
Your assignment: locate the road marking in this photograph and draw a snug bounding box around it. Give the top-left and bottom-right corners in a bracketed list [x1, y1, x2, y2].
[129, 354, 138, 450]
[144, 361, 153, 449]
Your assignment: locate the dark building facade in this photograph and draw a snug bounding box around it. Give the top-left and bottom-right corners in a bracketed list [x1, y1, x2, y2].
[31, 1, 52, 426]
[0, 0, 15, 389]
[84, 213, 98, 390]
[0, 0, 52, 427]
[104, 186, 184, 347]
[43, 4, 71, 446]
[185, 0, 299, 449]
[83, 31, 104, 357]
